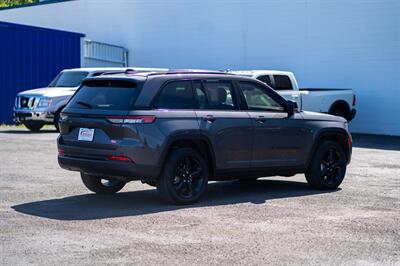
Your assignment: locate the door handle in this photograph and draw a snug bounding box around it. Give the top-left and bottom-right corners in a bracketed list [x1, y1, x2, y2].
[255, 116, 266, 124]
[203, 115, 216, 123]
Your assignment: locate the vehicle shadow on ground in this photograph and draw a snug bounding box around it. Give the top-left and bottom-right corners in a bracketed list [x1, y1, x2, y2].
[0, 129, 57, 134]
[12, 179, 339, 221]
[352, 134, 400, 151]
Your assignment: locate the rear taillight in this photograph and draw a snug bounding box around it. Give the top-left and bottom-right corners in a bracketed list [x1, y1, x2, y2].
[107, 155, 131, 162]
[59, 113, 68, 121]
[106, 115, 156, 124]
[348, 136, 352, 149]
[58, 149, 65, 155]
[352, 95, 356, 106]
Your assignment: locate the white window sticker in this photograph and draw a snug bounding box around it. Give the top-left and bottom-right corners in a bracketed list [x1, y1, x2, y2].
[78, 128, 94, 142]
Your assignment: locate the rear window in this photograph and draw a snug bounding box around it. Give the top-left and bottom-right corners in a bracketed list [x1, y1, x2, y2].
[68, 83, 137, 110]
[257, 75, 272, 87]
[273, 75, 293, 90]
[49, 71, 89, 87]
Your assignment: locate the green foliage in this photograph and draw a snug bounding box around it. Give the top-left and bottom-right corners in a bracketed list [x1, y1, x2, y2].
[0, 0, 38, 8]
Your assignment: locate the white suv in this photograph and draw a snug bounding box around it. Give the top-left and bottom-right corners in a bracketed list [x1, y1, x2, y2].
[13, 67, 166, 131]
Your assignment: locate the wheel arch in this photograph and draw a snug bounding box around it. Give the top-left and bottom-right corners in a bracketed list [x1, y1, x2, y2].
[307, 128, 351, 169]
[55, 105, 67, 116]
[158, 133, 216, 177]
[329, 100, 350, 119]
[53, 105, 67, 131]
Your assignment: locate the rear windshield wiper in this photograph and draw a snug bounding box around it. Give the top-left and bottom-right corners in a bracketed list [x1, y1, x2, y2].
[76, 101, 92, 109]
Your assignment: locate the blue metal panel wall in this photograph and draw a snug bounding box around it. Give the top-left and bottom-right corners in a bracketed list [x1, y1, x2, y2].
[0, 21, 84, 124]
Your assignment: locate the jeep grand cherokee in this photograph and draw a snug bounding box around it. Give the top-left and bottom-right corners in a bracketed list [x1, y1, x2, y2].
[58, 70, 352, 204]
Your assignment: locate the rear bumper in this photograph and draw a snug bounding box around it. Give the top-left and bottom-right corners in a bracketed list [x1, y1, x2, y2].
[58, 155, 160, 181]
[348, 109, 356, 121]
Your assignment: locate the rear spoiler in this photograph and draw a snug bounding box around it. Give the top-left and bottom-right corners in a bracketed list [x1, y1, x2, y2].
[82, 79, 137, 87]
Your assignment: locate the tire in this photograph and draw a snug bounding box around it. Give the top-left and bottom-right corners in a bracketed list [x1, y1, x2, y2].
[157, 148, 209, 205]
[80, 173, 126, 194]
[24, 123, 44, 131]
[54, 111, 61, 132]
[331, 108, 348, 120]
[305, 141, 347, 190]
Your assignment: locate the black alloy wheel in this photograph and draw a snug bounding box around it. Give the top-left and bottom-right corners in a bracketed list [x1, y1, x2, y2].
[172, 156, 204, 200]
[157, 148, 209, 205]
[305, 141, 347, 189]
[319, 147, 346, 187]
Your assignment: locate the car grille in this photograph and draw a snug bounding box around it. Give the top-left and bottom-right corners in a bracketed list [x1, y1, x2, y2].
[15, 96, 39, 110]
[14, 112, 33, 118]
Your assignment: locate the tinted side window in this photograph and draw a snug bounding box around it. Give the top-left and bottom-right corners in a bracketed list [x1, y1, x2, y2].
[257, 75, 272, 87]
[154, 81, 195, 109]
[239, 81, 284, 112]
[273, 75, 293, 90]
[193, 80, 238, 110]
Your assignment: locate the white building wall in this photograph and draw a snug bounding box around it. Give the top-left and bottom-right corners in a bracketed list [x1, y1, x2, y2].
[1, 0, 399, 135]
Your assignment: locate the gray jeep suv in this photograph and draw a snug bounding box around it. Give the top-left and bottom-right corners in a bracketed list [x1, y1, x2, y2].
[58, 70, 352, 204]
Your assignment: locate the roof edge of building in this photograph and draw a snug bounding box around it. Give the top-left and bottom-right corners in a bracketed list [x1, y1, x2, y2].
[0, 0, 74, 11]
[0, 20, 84, 37]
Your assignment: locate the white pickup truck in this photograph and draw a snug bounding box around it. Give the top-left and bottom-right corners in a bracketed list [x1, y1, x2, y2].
[232, 70, 356, 121]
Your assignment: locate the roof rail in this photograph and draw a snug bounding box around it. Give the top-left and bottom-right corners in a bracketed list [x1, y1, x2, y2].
[146, 69, 233, 76]
[99, 69, 234, 77]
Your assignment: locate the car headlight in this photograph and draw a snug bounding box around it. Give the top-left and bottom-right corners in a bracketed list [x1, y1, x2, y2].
[37, 97, 52, 108]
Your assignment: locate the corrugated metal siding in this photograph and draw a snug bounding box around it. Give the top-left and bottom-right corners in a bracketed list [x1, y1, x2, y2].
[83, 40, 128, 67]
[0, 21, 84, 124]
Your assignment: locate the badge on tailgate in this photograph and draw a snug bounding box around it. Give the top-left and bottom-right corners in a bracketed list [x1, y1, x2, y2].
[78, 128, 94, 142]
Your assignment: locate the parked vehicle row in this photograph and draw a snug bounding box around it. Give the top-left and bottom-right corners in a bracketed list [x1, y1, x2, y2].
[13, 68, 357, 132]
[57, 69, 352, 204]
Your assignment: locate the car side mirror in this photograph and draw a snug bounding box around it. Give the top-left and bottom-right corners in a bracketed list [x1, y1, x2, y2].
[286, 100, 299, 117]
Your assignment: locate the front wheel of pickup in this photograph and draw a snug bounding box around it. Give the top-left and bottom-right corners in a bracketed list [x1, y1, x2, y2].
[305, 141, 347, 190]
[80, 173, 126, 194]
[54, 111, 60, 132]
[157, 148, 209, 205]
[24, 123, 44, 131]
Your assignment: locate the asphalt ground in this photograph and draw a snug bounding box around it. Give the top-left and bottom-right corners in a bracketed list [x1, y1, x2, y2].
[0, 127, 399, 265]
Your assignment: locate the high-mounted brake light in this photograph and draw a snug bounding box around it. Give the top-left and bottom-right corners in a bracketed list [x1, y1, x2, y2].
[107, 155, 131, 162]
[106, 115, 156, 124]
[352, 95, 356, 106]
